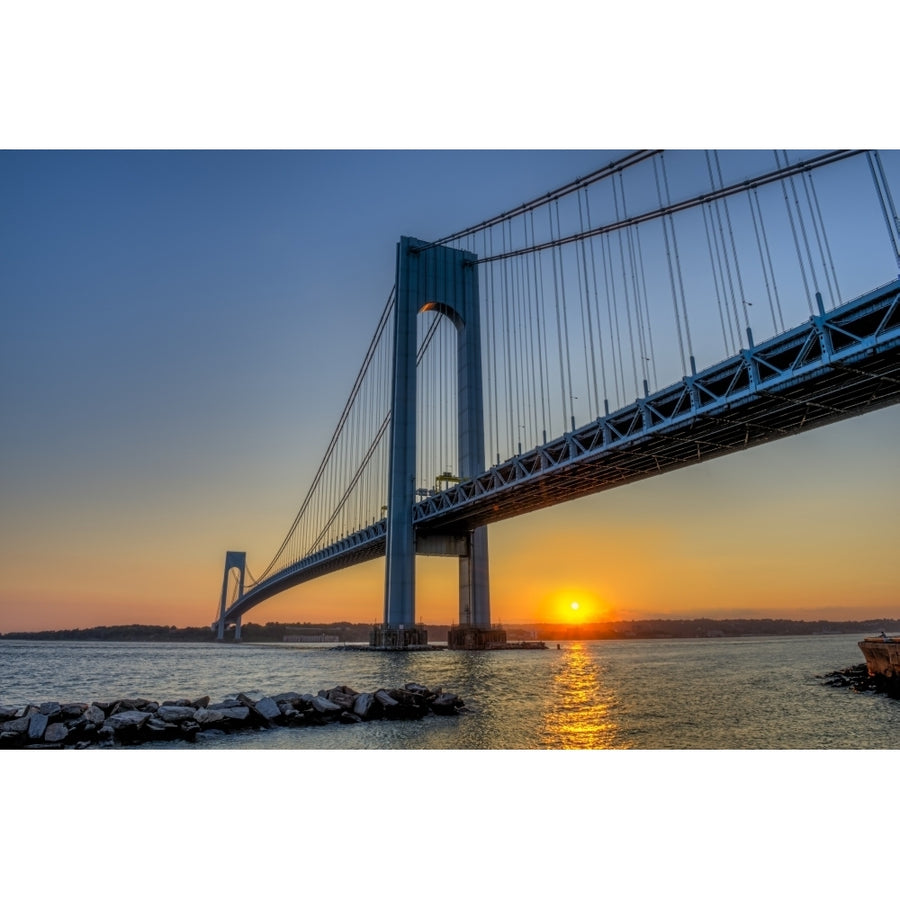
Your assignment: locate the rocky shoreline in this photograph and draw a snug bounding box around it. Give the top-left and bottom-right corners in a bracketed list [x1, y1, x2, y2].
[819, 664, 900, 700]
[0, 682, 465, 749]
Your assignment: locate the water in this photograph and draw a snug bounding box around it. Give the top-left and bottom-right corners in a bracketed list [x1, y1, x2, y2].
[2, 633, 897, 749]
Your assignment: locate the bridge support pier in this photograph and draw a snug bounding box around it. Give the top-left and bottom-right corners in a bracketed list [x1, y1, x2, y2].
[377, 236, 491, 648]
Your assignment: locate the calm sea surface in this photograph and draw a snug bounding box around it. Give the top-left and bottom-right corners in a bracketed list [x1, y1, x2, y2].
[1, 634, 897, 749]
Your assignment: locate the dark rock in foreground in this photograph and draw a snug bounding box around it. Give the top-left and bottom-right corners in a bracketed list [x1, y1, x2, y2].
[0, 683, 466, 749]
[819, 664, 900, 700]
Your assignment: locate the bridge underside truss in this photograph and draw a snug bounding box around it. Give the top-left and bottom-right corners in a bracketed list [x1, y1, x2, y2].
[223, 278, 900, 624]
[415, 279, 900, 533]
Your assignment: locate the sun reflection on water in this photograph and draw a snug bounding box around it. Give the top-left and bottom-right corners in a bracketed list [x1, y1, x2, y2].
[540, 643, 627, 749]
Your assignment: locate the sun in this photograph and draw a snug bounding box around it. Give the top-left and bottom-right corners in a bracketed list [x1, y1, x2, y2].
[570, 602, 579, 611]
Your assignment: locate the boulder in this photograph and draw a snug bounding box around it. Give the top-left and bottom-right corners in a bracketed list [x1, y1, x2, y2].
[0, 716, 31, 735]
[374, 690, 398, 708]
[404, 683, 433, 698]
[220, 706, 251, 722]
[311, 695, 342, 715]
[207, 699, 243, 710]
[28, 713, 49, 740]
[39, 702, 61, 718]
[155, 705, 197, 724]
[430, 695, 459, 716]
[106, 710, 152, 730]
[237, 691, 266, 706]
[192, 696, 210, 709]
[193, 708, 225, 725]
[61, 703, 88, 718]
[0, 706, 18, 721]
[44, 723, 69, 742]
[282, 709, 306, 726]
[322, 688, 356, 710]
[254, 697, 281, 721]
[352, 693, 380, 720]
[272, 691, 303, 704]
[84, 705, 106, 725]
[179, 721, 200, 742]
[0, 716, 31, 734]
[61, 719, 91, 744]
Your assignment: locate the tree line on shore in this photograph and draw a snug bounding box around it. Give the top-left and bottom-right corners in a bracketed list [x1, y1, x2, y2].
[2, 618, 897, 643]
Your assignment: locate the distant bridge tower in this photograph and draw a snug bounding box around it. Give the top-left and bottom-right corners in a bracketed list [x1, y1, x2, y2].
[216, 550, 246, 641]
[372, 236, 491, 648]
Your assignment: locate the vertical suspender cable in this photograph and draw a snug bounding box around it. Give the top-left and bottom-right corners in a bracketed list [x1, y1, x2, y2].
[626, 218, 649, 389]
[634, 223, 658, 389]
[753, 187, 785, 331]
[577, 190, 599, 418]
[874, 150, 900, 242]
[660, 153, 694, 363]
[522, 219, 536, 443]
[801, 169, 839, 306]
[702, 201, 732, 355]
[554, 201, 576, 429]
[489, 229, 501, 463]
[549, 203, 570, 430]
[584, 189, 609, 412]
[613, 175, 639, 398]
[531, 211, 550, 443]
[774, 150, 813, 314]
[578, 187, 600, 418]
[482, 230, 494, 467]
[713, 151, 750, 333]
[867, 151, 900, 271]
[747, 188, 780, 333]
[502, 222, 515, 454]
[654, 155, 686, 373]
[602, 230, 624, 407]
[705, 151, 741, 348]
[511, 218, 527, 451]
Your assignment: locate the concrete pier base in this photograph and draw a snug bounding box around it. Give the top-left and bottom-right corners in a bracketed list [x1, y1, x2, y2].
[448, 626, 508, 650]
[369, 624, 429, 649]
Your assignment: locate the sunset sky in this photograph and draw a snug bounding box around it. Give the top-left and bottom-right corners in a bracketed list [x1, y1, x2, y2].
[2, 148, 897, 633]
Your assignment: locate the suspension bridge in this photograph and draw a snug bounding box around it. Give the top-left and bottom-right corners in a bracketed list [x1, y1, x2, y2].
[214, 150, 900, 647]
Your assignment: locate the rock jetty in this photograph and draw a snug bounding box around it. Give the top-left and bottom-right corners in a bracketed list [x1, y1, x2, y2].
[0, 683, 465, 749]
[820, 664, 900, 700]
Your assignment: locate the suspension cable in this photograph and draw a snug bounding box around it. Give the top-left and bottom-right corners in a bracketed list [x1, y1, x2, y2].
[474, 150, 864, 266]
[428, 150, 662, 247]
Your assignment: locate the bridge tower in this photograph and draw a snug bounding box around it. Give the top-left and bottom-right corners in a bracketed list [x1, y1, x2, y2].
[216, 550, 246, 641]
[372, 236, 491, 648]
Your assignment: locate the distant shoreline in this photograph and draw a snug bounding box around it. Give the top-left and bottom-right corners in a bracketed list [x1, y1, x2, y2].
[2, 618, 898, 644]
